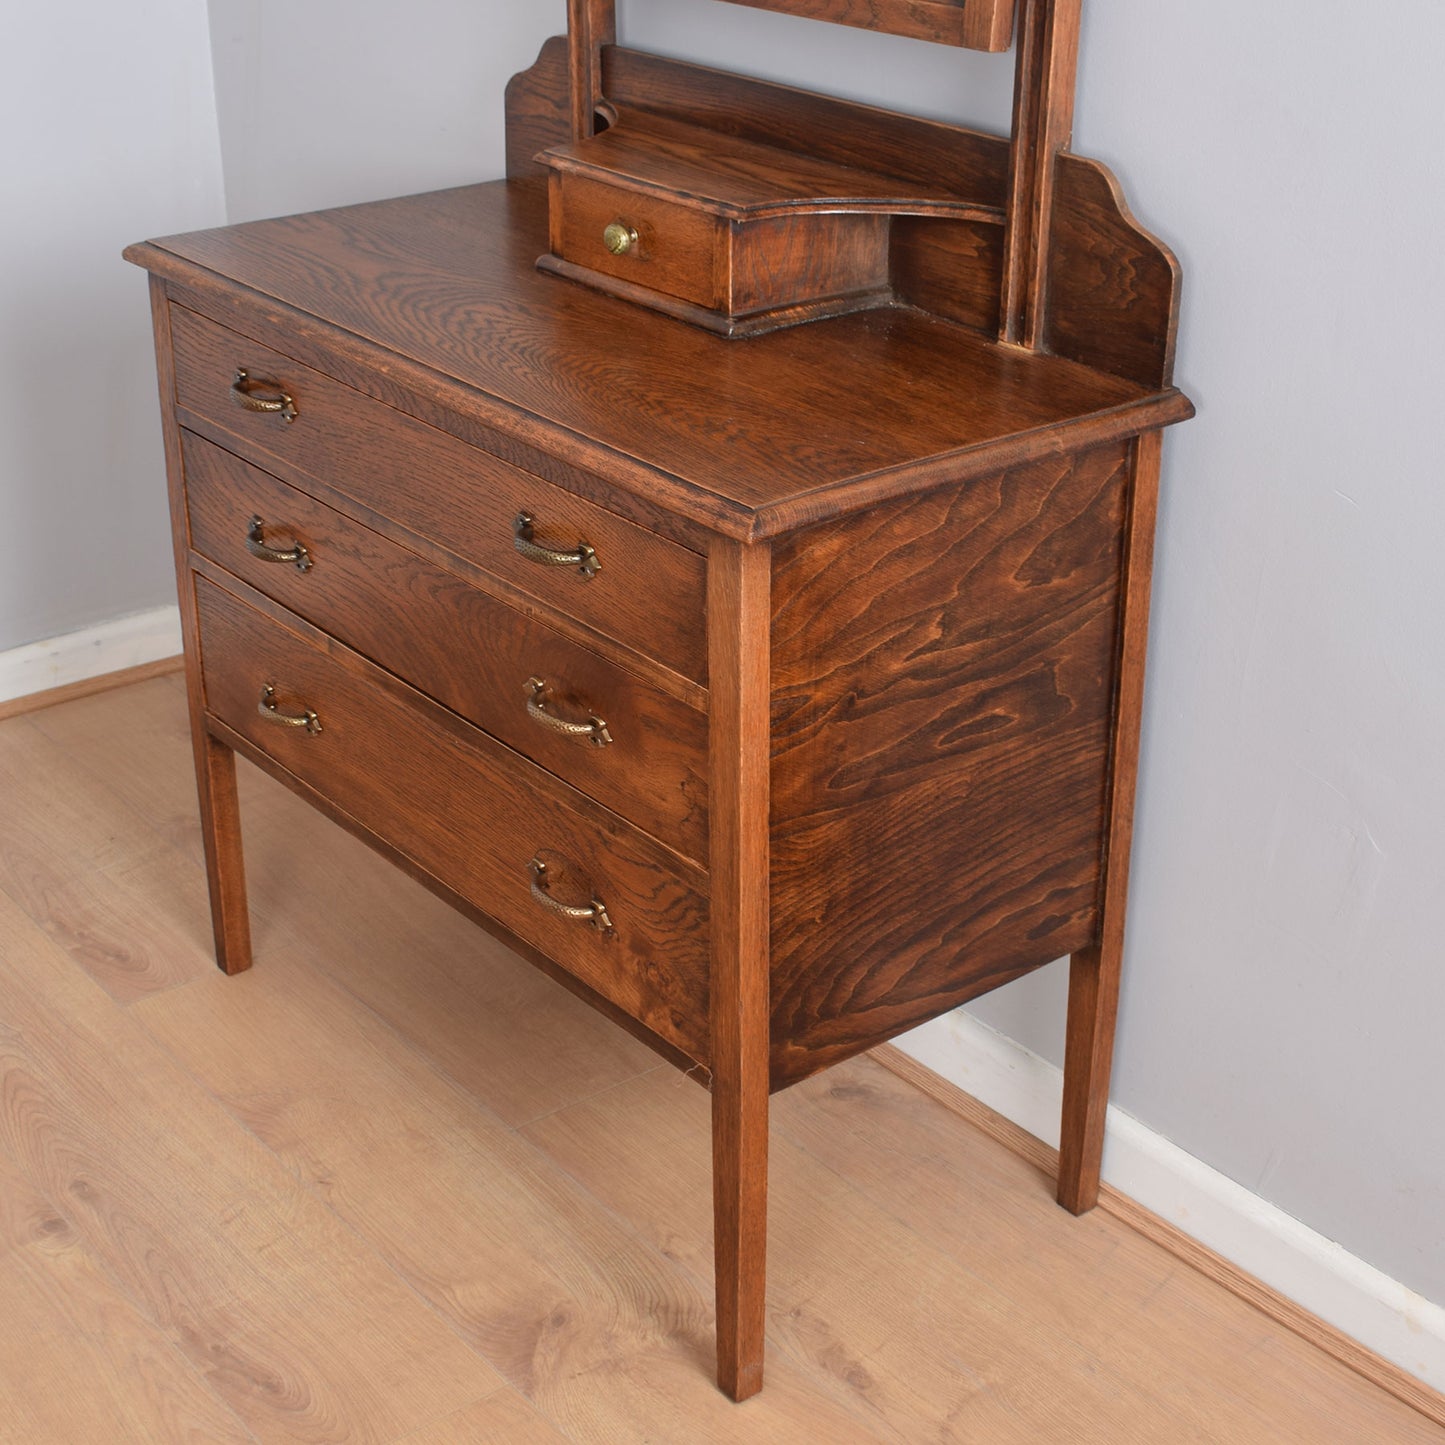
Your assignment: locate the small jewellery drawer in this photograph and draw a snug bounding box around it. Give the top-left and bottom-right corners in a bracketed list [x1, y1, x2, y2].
[183, 432, 709, 861]
[193, 574, 711, 1062]
[548, 174, 723, 309]
[169, 303, 707, 682]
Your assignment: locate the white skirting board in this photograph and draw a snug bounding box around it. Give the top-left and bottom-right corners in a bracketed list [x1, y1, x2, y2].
[0, 605, 183, 706]
[896, 1009, 1445, 1396]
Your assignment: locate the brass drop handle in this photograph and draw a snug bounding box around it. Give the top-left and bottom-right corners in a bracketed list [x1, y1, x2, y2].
[512, 512, 601, 579]
[529, 857, 612, 931]
[246, 516, 312, 571]
[525, 677, 612, 748]
[257, 684, 322, 735]
[603, 221, 638, 256]
[232, 367, 298, 423]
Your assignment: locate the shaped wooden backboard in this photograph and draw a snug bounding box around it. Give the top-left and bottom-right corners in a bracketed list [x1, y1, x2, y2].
[712, 0, 1015, 51]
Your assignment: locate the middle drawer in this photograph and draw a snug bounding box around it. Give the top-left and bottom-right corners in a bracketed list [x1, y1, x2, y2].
[184, 430, 709, 862]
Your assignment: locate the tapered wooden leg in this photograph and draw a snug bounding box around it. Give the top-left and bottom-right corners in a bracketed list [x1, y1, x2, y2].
[1058, 943, 1116, 1213]
[1057, 430, 1163, 1216]
[712, 1040, 769, 1400]
[708, 537, 772, 1400]
[147, 272, 253, 976]
[192, 732, 253, 974]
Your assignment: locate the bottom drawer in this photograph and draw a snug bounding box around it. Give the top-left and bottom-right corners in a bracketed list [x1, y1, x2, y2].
[193, 575, 711, 1062]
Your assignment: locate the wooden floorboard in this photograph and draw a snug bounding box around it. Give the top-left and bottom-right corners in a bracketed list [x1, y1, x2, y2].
[0, 671, 1440, 1443]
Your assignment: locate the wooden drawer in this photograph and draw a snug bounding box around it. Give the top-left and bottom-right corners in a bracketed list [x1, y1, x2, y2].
[549, 173, 722, 309]
[183, 431, 709, 862]
[193, 574, 711, 1061]
[169, 303, 707, 683]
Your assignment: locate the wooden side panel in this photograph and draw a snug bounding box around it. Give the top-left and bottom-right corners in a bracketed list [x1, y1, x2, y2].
[1047, 155, 1184, 389]
[506, 37, 572, 180]
[767, 444, 1132, 1088]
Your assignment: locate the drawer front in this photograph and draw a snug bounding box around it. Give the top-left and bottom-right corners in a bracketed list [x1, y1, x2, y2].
[550, 173, 723, 309]
[183, 432, 709, 861]
[169, 303, 707, 682]
[194, 575, 711, 1061]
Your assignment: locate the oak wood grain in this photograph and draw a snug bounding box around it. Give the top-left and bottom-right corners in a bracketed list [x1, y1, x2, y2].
[194, 574, 713, 1062]
[707, 539, 774, 1400]
[542, 108, 1004, 217]
[550, 170, 726, 308]
[149, 277, 252, 976]
[1002, 0, 1081, 348]
[169, 302, 709, 684]
[1058, 429, 1162, 1214]
[566, 0, 614, 141]
[768, 445, 1129, 1086]
[183, 431, 710, 861]
[598, 42, 1182, 386]
[605, 44, 1011, 201]
[128, 183, 1182, 540]
[1047, 155, 1185, 387]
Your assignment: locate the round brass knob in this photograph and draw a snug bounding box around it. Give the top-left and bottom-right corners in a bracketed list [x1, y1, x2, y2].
[602, 221, 638, 256]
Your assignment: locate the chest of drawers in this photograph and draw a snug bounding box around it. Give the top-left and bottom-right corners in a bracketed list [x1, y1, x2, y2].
[127, 11, 1191, 1401]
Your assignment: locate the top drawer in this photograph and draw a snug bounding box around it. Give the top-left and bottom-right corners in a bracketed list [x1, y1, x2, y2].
[167, 304, 707, 683]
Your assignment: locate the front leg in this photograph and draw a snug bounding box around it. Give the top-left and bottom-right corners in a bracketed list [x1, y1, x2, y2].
[707, 537, 772, 1399]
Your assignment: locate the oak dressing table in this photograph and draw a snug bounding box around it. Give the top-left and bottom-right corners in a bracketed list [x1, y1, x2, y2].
[127, 0, 1191, 1400]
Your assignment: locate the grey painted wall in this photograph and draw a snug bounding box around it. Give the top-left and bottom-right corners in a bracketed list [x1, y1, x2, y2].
[0, 2, 226, 652]
[200, 1, 1444, 1306]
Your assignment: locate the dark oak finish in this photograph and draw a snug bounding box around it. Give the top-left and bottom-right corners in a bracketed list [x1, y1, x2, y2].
[128, 9, 1191, 1402]
[169, 303, 709, 684]
[129, 184, 1183, 539]
[514, 39, 1184, 387]
[148, 276, 252, 976]
[1002, 0, 1080, 347]
[1058, 429, 1164, 1215]
[707, 538, 773, 1402]
[194, 574, 712, 1062]
[566, 0, 614, 140]
[768, 444, 1128, 1087]
[539, 108, 995, 333]
[183, 433, 710, 861]
[1047, 156, 1184, 391]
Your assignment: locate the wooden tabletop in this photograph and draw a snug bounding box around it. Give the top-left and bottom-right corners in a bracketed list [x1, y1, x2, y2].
[129, 180, 1190, 539]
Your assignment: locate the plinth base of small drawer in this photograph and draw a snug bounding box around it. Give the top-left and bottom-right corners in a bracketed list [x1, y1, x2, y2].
[537, 254, 893, 338]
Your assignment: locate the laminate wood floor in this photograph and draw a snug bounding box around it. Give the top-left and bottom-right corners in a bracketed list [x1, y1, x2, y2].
[0, 670, 1439, 1444]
